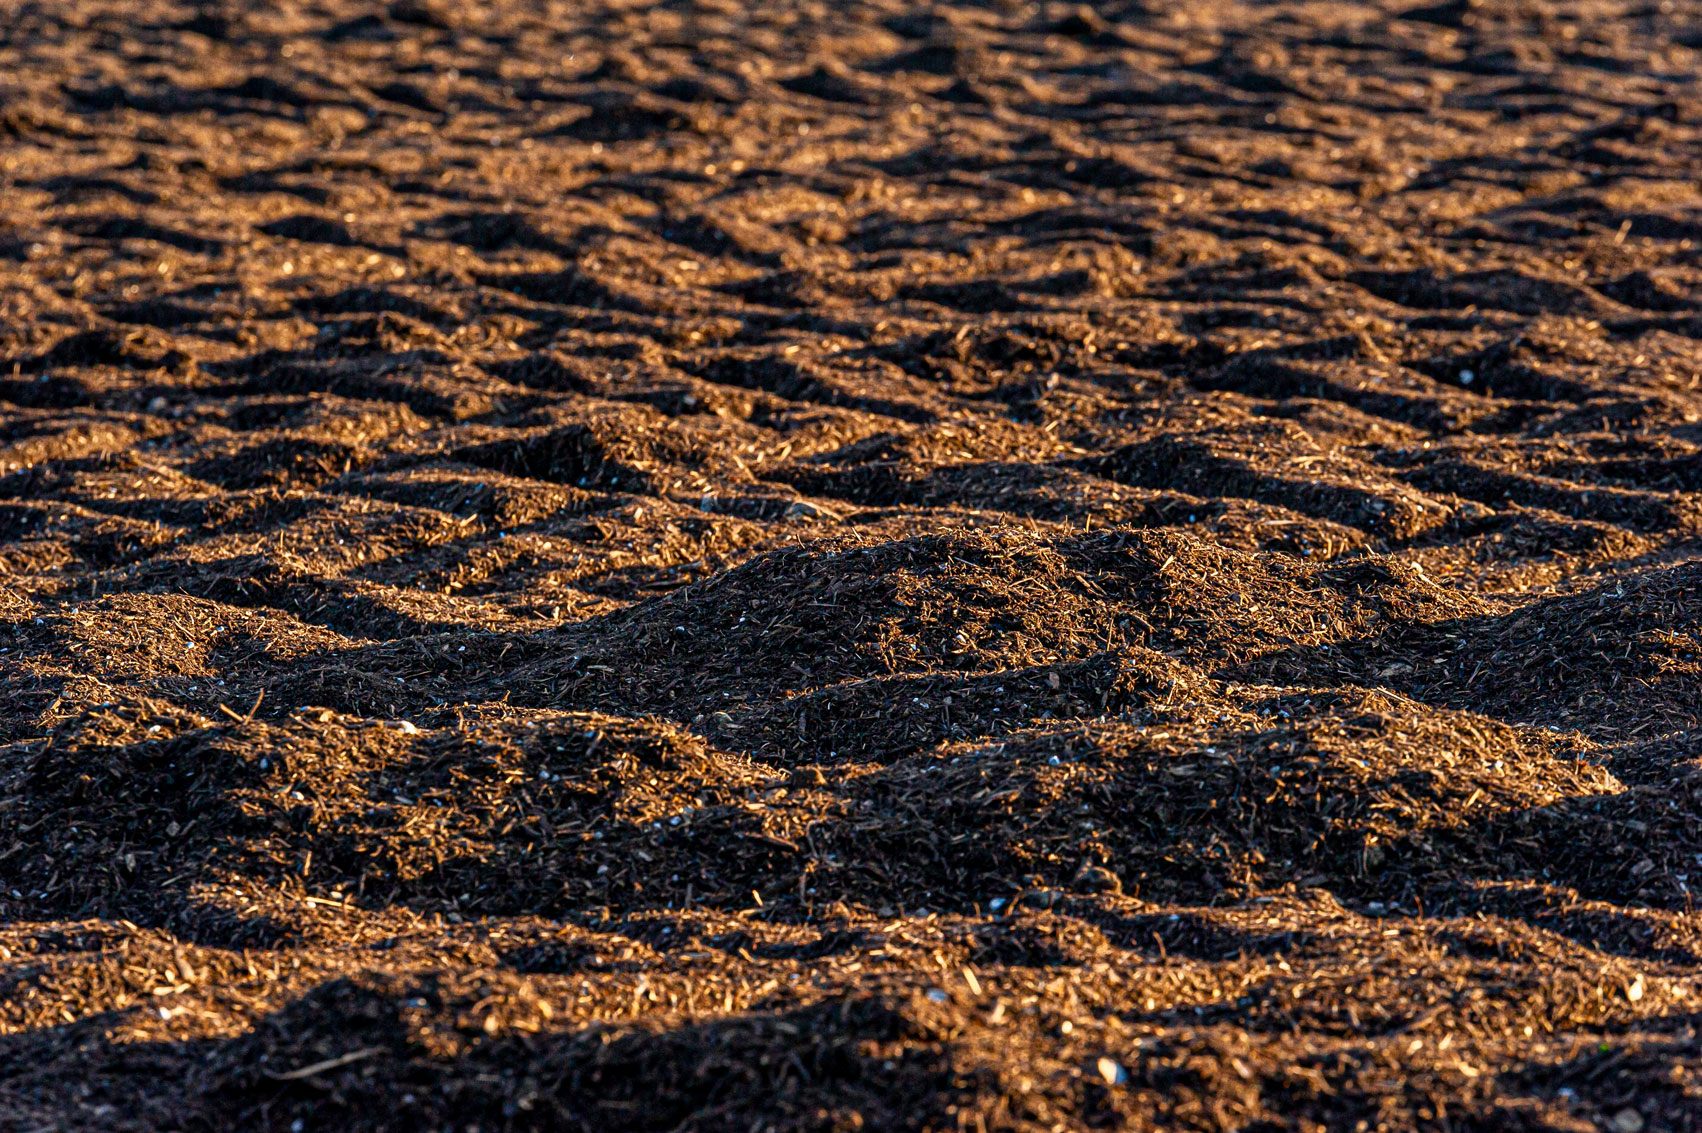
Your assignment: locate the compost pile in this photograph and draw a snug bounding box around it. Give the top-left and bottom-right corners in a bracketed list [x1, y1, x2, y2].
[5, 1, 1702, 1129]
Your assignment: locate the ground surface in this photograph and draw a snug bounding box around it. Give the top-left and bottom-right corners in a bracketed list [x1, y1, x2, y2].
[2, 0, 1702, 1129]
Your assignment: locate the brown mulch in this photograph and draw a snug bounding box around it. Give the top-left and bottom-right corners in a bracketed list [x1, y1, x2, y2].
[3, 1, 1702, 1129]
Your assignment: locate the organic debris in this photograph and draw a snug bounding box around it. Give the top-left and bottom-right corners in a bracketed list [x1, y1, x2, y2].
[4, 0, 1702, 1129]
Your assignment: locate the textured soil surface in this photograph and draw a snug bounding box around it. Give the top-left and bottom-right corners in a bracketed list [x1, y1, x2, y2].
[4, 1, 1702, 1129]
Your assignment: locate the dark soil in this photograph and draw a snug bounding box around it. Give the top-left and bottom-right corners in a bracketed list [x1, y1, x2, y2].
[4, 1, 1702, 1129]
